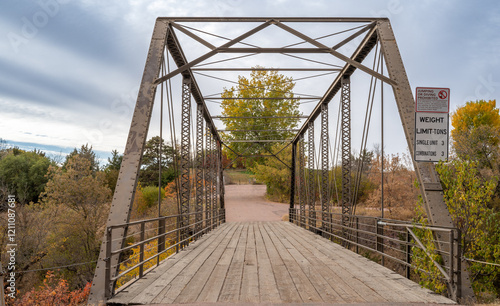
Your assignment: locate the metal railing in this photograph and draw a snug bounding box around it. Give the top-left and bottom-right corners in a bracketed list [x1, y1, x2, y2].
[289, 208, 462, 301]
[103, 209, 225, 298]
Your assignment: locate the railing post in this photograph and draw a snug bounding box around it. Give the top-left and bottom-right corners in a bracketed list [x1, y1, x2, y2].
[176, 215, 180, 253]
[376, 219, 384, 266]
[104, 227, 112, 298]
[406, 228, 411, 279]
[456, 229, 462, 300]
[355, 216, 359, 254]
[449, 229, 456, 301]
[139, 222, 145, 277]
[157, 218, 165, 264]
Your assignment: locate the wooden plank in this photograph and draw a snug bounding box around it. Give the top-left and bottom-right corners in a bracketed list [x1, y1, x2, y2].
[110, 223, 233, 304]
[196, 224, 244, 302]
[155, 223, 238, 304]
[262, 223, 323, 303]
[218, 223, 248, 302]
[277, 222, 387, 303]
[268, 222, 346, 303]
[128, 222, 235, 304]
[240, 222, 260, 302]
[173, 222, 241, 303]
[270, 222, 372, 303]
[258, 222, 302, 303]
[276, 222, 369, 303]
[282, 222, 454, 304]
[254, 222, 281, 303]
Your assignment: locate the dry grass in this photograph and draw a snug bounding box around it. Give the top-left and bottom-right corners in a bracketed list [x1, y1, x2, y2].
[224, 169, 257, 185]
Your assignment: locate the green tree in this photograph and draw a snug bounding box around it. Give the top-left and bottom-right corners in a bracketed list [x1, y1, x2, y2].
[436, 159, 500, 297]
[140, 136, 176, 187]
[451, 99, 500, 209]
[221, 67, 301, 168]
[104, 149, 123, 193]
[63, 144, 100, 173]
[41, 155, 111, 289]
[251, 144, 292, 202]
[0, 149, 52, 205]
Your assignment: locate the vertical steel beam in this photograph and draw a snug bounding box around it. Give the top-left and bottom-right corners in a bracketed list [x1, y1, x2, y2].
[376, 19, 473, 300]
[306, 124, 316, 229]
[298, 140, 305, 226]
[298, 137, 307, 226]
[215, 139, 220, 226]
[290, 141, 297, 222]
[218, 140, 225, 224]
[179, 76, 192, 246]
[321, 104, 330, 235]
[341, 76, 352, 229]
[88, 20, 169, 305]
[205, 127, 212, 231]
[195, 104, 204, 236]
[210, 135, 217, 229]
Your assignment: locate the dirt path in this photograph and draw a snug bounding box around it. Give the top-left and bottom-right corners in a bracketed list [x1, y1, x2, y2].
[224, 184, 289, 222]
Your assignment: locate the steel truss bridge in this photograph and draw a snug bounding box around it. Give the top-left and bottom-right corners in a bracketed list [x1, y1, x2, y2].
[88, 17, 474, 305]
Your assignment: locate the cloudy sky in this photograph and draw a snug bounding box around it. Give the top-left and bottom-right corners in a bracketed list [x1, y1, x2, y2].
[1, 0, 499, 164]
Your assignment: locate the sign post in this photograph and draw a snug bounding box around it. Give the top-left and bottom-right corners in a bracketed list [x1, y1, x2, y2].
[414, 87, 450, 162]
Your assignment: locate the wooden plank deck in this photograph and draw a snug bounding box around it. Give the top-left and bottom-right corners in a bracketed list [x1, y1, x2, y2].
[109, 221, 455, 305]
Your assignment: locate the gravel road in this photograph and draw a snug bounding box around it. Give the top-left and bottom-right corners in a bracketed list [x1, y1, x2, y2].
[224, 184, 289, 222]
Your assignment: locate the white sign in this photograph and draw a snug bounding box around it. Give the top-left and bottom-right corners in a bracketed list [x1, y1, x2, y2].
[414, 112, 449, 162]
[415, 87, 450, 113]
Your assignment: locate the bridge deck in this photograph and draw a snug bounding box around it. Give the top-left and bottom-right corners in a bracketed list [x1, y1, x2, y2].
[109, 221, 454, 305]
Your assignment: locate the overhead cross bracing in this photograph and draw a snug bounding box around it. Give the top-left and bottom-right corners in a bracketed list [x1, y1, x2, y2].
[152, 17, 389, 168]
[89, 17, 474, 304]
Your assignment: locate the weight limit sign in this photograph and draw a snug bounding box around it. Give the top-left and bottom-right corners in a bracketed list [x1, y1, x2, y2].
[414, 113, 449, 162]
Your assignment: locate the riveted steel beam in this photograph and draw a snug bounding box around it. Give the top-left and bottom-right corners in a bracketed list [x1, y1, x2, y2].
[155, 21, 272, 85]
[157, 17, 388, 23]
[307, 123, 316, 229]
[195, 104, 204, 235]
[341, 76, 352, 228]
[205, 128, 212, 230]
[179, 76, 192, 246]
[293, 26, 379, 144]
[377, 19, 473, 300]
[321, 104, 330, 235]
[89, 19, 169, 305]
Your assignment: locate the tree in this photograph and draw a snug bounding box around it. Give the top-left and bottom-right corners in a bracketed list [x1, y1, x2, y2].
[0, 149, 52, 205]
[436, 159, 500, 297]
[104, 150, 123, 193]
[63, 144, 100, 173]
[451, 99, 500, 208]
[251, 144, 292, 202]
[451, 100, 500, 170]
[221, 67, 301, 168]
[41, 155, 111, 289]
[139, 136, 176, 187]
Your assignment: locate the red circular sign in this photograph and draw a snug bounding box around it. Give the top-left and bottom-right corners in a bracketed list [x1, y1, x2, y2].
[438, 90, 448, 99]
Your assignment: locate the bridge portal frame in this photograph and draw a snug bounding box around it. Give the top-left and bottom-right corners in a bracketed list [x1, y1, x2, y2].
[89, 17, 473, 304]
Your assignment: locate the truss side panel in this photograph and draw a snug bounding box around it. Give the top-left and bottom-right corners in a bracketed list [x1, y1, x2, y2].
[88, 19, 169, 305]
[376, 19, 474, 300]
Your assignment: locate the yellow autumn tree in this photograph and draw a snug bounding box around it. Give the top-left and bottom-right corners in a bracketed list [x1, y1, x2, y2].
[451, 99, 500, 169]
[221, 67, 301, 168]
